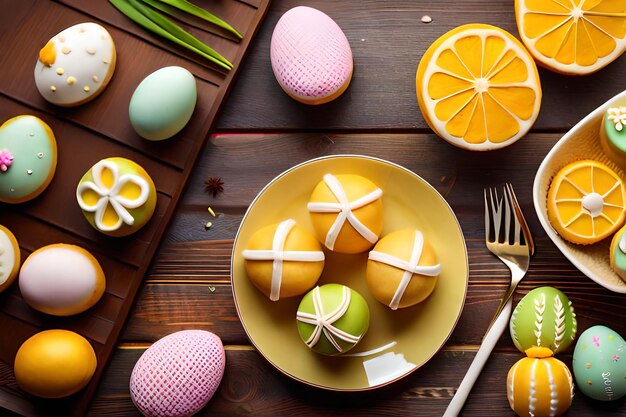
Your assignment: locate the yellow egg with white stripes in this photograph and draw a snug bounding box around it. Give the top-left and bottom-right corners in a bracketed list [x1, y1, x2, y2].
[242, 219, 324, 301]
[308, 174, 383, 254]
[507, 348, 574, 417]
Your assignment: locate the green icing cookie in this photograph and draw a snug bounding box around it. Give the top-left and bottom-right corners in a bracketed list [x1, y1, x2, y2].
[610, 226, 626, 281]
[0, 116, 57, 203]
[601, 101, 626, 156]
[296, 283, 369, 356]
[510, 286, 578, 355]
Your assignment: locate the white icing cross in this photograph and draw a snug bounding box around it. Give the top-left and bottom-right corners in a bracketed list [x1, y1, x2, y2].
[368, 231, 441, 310]
[296, 285, 361, 353]
[307, 174, 383, 250]
[242, 219, 324, 301]
[76, 160, 150, 232]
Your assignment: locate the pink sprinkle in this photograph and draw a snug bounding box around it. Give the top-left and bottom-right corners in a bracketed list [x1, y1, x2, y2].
[612, 354, 620, 361]
[592, 336, 600, 347]
[0, 149, 13, 172]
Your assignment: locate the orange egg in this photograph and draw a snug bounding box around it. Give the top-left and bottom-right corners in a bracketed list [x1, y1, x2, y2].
[507, 349, 573, 417]
[14, 329, 97, 398]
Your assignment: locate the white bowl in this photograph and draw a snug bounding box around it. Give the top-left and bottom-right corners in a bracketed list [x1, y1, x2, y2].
[533, 90, 626, 293]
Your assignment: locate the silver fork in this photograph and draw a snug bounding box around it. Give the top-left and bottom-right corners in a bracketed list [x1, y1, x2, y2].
[443, 184, 534, 417]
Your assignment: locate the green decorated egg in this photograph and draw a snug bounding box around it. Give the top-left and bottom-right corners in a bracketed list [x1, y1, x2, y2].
[296, 283, 369, 355]
[0, 115, 57, 204]
[599, 98, 626, 163]
[573, 325, 626, 401]
[510, 287, 577, 355]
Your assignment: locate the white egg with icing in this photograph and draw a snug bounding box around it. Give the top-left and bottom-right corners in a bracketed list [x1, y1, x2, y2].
[19, 244, 105, 316]
[34, 22, 116, 106]
[0, 225, 20, 292]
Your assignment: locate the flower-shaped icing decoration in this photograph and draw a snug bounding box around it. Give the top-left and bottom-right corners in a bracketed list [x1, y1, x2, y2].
[0, 149, 13, 172]
[76, 159, 150, 232]
[608, 107, 626, 132]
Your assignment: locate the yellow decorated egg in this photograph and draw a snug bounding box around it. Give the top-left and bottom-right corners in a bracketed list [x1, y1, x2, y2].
[0, 224, 20, 293]
[243, 219, 324, 301]
[507, 348, 574, 417]
[19, 244, 106, 316]
[366, 229, 441, 309]
[14, 329, 97, 398]
[308, 174, 383, 253]
[76, 157, 157, 237]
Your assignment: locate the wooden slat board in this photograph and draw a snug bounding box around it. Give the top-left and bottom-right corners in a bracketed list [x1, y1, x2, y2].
[0, 0, 270, 415]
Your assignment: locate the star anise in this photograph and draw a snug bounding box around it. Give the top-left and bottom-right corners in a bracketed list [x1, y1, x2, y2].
[204, 176, 224, 198]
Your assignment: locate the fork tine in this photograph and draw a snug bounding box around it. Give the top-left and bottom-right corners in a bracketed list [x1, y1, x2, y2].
[490, 188, 503, 243]
[503, 186, 512, 245]
[484, 189, 491, 243]
[503, 184, 520, 245]
[506, 183, 535, 255]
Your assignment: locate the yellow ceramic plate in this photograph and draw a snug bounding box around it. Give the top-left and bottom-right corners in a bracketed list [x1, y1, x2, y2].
[534, 90, 626, 293]
[231, 155, 468, 390]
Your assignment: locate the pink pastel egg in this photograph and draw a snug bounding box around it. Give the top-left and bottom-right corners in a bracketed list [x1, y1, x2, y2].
[130, 330, 225, 417]
[270, 6, 353, 105]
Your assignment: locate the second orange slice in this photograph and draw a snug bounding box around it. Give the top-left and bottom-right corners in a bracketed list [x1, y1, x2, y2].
[416, 24, 542, 151]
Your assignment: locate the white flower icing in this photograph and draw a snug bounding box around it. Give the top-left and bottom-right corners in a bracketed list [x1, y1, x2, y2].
[368, 230, 441, 310]
[242, 219, 324, 301]
[307, 174, 382, 250]
[607, 107, 626, 132]
[76, 159, 150, 232]
[296, 285, 361, 353]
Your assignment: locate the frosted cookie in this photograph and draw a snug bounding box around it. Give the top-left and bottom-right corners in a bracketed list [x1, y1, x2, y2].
[76, 157, 157, 237]
[610, 225, 626, 282]
[271, 6, 353, 105]
[242, 219, 324, 301]
[507, 347, 574, 417]
[600, 99, 626, 165]
[308, 174, 383, 253]
[296, 284, 369, 355]
[0, 115, 57, 204]
[366, 229, 441, 310]
[19, 244, 106, 316]
[34, 22, 116, 106]
[547, 160, 626, 244]
[0, 225, 20, 293]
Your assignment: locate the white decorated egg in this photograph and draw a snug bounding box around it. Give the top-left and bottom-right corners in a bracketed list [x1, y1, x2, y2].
[0, 224, 20, 292]
[510, 287, 577, 355]
[572, 325, 626, 401]
[129, 66, 197, 141]
[19, 244, 105, 316]
[270, 6, 353, 105]
[34, 22, 116, 106]
[130, 330, 226, 417]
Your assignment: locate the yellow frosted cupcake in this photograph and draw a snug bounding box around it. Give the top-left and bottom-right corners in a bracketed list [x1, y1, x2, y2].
[547, 160, 626, 244]
[243, 219, 325, 301]
[308, 174, 383, 253]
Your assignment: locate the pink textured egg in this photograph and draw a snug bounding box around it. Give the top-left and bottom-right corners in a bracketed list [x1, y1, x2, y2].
[270, 6, 353, 105]
[130, 330, 225, 417]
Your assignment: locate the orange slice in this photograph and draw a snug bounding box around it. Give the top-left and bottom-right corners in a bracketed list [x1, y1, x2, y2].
[515, 0, 626, 75]
[547, 160, 626, 244]
[416, 24, 542, 151]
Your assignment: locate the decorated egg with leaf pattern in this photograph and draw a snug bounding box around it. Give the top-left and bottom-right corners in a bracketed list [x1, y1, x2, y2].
[510, 287, 577, 355]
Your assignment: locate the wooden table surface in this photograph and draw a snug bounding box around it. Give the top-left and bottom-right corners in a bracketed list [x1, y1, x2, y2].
[8, 1, 626, 416]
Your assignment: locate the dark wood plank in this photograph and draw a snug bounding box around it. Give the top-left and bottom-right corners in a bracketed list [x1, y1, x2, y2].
[216, 0, 626, 131]
[89, 348, 626, 416]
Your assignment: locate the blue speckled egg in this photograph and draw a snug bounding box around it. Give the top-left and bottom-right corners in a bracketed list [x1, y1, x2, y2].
[129, 66, 197, 141]
[573, 325, 626, 401]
